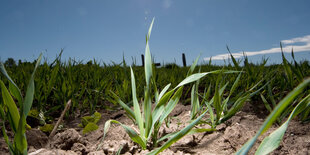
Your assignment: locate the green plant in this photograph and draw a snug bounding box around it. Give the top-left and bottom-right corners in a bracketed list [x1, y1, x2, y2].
[0, 54, 42, 155]
[78, 111, 101, 134]
[190, 70, 267, 130]
[39, 124, 54, 134]
[236, 78, 310, 155]
[99, 18, 233, 154]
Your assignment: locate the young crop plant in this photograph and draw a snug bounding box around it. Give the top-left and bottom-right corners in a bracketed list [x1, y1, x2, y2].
[190, 70, 267, 129]
[99, 19, 235, 155]
[0, 54, 42, 155]
[236, 78, 310, 155]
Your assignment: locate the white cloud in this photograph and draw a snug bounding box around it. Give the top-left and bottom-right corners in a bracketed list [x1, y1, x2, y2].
[163, 0, 172, 9]
[282, 35, 310, 44]
[204, 35, 310, 61]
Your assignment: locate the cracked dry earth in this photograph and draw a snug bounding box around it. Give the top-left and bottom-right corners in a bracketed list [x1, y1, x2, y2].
[1, 103, 310, 155]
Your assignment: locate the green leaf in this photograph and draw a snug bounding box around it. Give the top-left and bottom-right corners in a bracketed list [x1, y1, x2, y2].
[110, 91, 135, 120]
[227, 45, 240, 69]
[47, 64, 59, 94]
[260, 94, 273, 113]
[0, 105, 13, 152]
[159, 87, 183, 124]
[205, 101, 215, 128]
[175, 73, 209, 89]
[214, 73, 222, 120]
[93, 111, 101, 124]
[147, 18, 155, 40]
[156, 89, 174, 108]
[23, 53, 42, 117]
[219, 94, 250, 124]
[255, 94, 310, 154]
[187, 55, 200, 76]
[175, 70, 238, 89]
[158, 83, 171, 102]
[9, 82, 22, 107]
[104, 120, 146, 149]
[191, 81, 200, 119]
[0, 63, 23, 103]
[144, 18, 154, 86]
[229, 71, 242, 97]
[14, 113, 27, 153]
[157, 128, 215, 143]
[148, 105, 165, 139]
[83, 122, 99, 134]
[0, 80, 20, 132]
[130, 67, 145, 140]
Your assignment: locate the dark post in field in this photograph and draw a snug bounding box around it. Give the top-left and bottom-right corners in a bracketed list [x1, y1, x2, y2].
[182, 53, 187, 67]
[141, 54, 145, 66]
[154, 62, 161, 66]
[141, 54, 161, 67]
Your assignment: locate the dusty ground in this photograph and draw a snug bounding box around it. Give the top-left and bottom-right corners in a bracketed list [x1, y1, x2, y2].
[1, 103, 310, 155]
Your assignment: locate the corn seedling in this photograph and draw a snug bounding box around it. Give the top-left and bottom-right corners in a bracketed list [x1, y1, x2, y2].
[0, 54, 42, 155]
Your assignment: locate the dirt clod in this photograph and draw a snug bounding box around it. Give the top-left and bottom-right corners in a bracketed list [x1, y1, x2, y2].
[49, 129, 87, 150]
[26, 129, 48, 149]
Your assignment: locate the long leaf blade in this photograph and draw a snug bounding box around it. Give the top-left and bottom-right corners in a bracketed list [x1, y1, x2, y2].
[23, 53, 42, 116]
[255, 94, 310, 154]
[130, 67, 144, 139]
[0, 80, 20, 132]
[0, 63, 23, 103]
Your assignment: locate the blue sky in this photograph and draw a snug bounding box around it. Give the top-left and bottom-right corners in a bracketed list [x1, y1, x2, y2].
[0, 0, 310, 65]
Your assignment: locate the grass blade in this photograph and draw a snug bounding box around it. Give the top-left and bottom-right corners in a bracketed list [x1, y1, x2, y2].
[236, 78, 310, 155]
[0, 63, 23, 103]
[130, 67, 145, 139]
[23, 54, 42, 116]
[187, 55, 200, 76]
[159, 87, 183, 124]
[102, 120, 146, 150]
[255, 94, 310, 154]
[144, 18, 154, 86]
[158, 83, 171, 102]
[110, 91, 135, 120]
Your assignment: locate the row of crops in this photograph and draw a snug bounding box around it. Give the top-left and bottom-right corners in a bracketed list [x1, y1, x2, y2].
[1, 51, 309, 119]
[1, 49, 309, 154]
[0, 19, 310, 154]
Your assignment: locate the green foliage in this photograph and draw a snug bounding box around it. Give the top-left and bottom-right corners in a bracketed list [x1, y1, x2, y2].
[39, 124, 54, 134]
[78, 111, 101, 134]
[236, 78, 310, 155]
[28, 109, 39, 118]
[2, 47, 309, 122]
[0, 17, 309, 155]
[99, 18, 234, 155]
[27, 109, 45, 127]
[189, 69, 266, 130]
[0, 54, 42, 155]
[83, 122, 99, 134]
